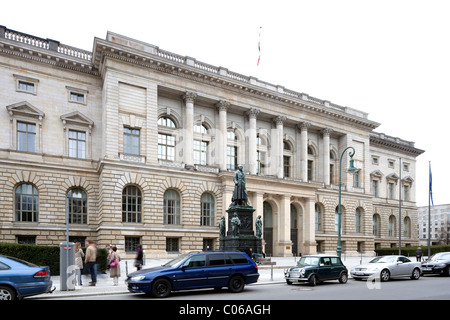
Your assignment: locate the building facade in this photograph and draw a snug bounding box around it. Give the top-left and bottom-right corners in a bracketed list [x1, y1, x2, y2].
[0, 26, 424, 258]
[418, 204, 450, 245]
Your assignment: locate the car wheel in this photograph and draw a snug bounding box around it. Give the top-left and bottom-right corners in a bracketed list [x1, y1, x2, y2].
[411, 268, 421, 280]
[308, 274, 317, 286]
[0, 286, 16, 300]
[286, 280, 293, 285]
[380, 269, 390, 282]
[151, 278, 172, 298]
[442, 266, 450, 277]
[338, 272, 348, 284]
[228, 275, 245, 293]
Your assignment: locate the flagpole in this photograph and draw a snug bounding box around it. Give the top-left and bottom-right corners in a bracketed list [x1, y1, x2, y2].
[428, 161, 431, 258]
[398, 157, 402, 254]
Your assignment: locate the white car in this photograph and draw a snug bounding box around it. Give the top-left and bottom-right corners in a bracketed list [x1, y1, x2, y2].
[350, 255, 421, 282]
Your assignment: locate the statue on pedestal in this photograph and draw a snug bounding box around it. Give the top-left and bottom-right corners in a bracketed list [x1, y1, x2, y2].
[230, 213, 241, 237]
[231, 165, 250, 207]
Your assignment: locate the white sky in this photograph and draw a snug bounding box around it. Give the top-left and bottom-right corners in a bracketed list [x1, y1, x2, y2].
[2, 0, 447, 207]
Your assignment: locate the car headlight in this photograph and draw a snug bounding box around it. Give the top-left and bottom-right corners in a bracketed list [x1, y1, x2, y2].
[436, 263, 446, 268]
[130, 275, 146, 281]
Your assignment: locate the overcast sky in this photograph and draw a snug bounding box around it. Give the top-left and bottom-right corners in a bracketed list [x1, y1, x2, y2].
[2, 0, 447, 207]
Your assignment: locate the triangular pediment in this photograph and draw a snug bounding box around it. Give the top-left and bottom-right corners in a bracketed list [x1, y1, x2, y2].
[370, 170, 383, 178]
[6, 101, 45, 119]
[386, 173, 399, 181]
[60, 111, 94, 127]
[402, 176, 414, 184]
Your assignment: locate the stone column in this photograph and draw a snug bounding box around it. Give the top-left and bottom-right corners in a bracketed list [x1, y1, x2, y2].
[274, 115, 286, 179]
[302, 197, 317, 255]
[274, 195, 293, 257]
[322, 127, 333, 186]
[216, 100, 229, 171]
[183, 91, 197, 169]
[299, 122, 311, 182]
[246, 108, 260, 175]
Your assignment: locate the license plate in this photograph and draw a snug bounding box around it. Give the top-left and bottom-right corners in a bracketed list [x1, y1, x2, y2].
[422, 268, 431, 271]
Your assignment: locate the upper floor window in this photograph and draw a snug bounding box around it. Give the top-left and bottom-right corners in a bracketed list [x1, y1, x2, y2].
[158, 116, 177, 161]
[14, 74, 39, 95]
[124, 127, 140, 155]
[69, 130, 86, 159]
[17, 122, 36, 152]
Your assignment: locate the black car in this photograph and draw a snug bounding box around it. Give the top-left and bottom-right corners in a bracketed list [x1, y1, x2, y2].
[284, 255, 348, 286]
[421, 252, 450, 276]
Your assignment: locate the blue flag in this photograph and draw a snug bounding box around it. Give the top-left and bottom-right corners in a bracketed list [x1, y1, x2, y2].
[429, 163, 434, 206]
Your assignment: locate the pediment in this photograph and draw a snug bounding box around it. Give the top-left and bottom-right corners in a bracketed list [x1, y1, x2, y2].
[386, 173, 399, 181]
[60, 111, 94, 127]
[402, 176, 414, 184]
[6, 101, 45, 119]
[370, 170, 383, 178]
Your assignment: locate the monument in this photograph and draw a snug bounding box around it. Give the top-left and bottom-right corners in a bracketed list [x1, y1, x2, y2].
[219, 165, 262, 254]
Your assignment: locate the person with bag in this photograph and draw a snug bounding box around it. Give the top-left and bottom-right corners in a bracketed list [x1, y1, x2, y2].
[109, 246, 121, 286]
[74, 242, 84, 287]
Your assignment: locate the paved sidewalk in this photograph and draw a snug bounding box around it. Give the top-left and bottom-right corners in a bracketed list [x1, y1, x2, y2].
[28, 255, 383, 299]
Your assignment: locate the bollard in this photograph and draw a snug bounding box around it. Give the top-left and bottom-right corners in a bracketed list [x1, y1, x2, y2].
[60, 242, 75, 291]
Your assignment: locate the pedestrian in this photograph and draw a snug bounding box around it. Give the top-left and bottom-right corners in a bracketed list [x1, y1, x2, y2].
[74, 242, 84, 287]
[135, 244, 144, 271]
[109, 246, 121, 286]
[415, 247, 423, 262]
[84, 240, 98, 286]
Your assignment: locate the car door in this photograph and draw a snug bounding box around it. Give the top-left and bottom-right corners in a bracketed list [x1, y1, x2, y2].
[396, 256, 414, 276]
[206, 254, 234, 287]
[391, 256, 411, 277]
[173, 254, 208, 290]
[318, 257, 333, 280]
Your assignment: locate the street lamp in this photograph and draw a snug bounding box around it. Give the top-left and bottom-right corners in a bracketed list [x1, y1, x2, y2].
[337, 146, 357, 258]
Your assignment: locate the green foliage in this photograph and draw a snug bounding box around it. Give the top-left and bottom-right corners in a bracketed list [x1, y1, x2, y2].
[0, 242, 107, 276]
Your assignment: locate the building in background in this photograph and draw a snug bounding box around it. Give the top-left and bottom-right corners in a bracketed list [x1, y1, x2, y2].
[0, 26, 424, 258]
[418, 204, 450, 245]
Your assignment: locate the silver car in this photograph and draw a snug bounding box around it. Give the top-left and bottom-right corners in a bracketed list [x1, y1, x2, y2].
[350, 255, 421, 282]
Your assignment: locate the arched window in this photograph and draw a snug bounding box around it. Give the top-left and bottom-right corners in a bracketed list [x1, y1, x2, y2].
[315, 204, 322, 231]
[158, 116, 177, 161]
[355, 208, 362, 233]
[373, 214, 381, 237]
[164, 189, 181, 225]
[389, 215, 396, 237]
[122, 186, 142, 223]
[200, 192, 215, 226]
[67, 188, 87, 224]
[403, 216, 411, 238]
[15, 183, 38, 222]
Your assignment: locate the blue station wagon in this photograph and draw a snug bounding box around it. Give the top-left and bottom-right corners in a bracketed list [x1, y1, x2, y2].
[126, 251, 259, 297]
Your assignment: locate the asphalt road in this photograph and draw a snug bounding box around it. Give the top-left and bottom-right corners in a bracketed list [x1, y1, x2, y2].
[55, 275, 450, 300]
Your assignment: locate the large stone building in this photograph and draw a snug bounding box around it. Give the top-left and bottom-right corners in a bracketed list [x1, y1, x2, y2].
[0, 26, 424, 258]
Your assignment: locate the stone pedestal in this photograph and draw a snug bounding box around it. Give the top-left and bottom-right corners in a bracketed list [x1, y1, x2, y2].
[219, 205, 262, 254]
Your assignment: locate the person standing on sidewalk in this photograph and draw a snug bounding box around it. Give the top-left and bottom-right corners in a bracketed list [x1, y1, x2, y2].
[74, 242, 84, 287]
[135, 244, 143, 271]
[84, 240, 97, 286]
[109, 246, 121, 286]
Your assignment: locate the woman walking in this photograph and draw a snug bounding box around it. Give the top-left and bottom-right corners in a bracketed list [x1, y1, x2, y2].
[74, 242, 84, 287]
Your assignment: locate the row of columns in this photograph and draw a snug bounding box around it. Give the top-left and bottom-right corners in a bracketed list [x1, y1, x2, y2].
[182, 91, 334, 184]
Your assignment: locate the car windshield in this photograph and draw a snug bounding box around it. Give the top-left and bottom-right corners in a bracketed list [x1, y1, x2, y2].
[429, 253, 450, 261]
[297, 256, 320, 266]
[369, 256, 396, 264]
[162, 253, 190, 267]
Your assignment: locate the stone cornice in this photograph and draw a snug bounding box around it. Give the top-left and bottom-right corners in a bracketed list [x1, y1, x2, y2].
[370, 132, 425, 157]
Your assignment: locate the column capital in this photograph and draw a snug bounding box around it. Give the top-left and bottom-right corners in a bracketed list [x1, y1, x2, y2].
[215, 100, 230, 112]
[321, 127, 333, 137]
[246, 107, 260, 119]
[298, 121, 311, 132]
[183, 91, 198, 103]
[273, 115, 287, 126]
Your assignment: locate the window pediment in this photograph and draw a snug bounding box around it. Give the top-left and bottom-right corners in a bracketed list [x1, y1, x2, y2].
[60, 111, 94, 128]
[370, 170, 383, 179]
[7, 101, 45, 120]
[386, 173, 399, 181]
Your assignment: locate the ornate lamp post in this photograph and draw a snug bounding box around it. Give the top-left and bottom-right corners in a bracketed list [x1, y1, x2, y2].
[337, 146, 357, 258]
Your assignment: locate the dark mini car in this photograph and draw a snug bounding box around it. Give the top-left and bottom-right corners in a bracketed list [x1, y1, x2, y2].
[284, 255, 348, 286]
[421, 252, 450, 276]
[0, 255, 54, 300]
[126, 251, 259, 297]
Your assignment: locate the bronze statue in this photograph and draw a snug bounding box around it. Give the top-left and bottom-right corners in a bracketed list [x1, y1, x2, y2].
[255, 215, 262, 239]
[230, 213, 241, 237]
[231, 164, 250, 207]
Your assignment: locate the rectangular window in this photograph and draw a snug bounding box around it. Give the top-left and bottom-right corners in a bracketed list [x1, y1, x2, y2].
[388, 182, 395, 199]
[17, 122, 36, 152]
[158, 133, 175, 161]
[125, 237, 140, 252]
[372, 180, 379, 197]
[69, 130, 86, 159]
[256, 151, 265, 174]
[194, 140, 207, 165]
[166, 238, 179, 253]
[284, 156, 290, 178]
[227, 146, 237, 170]
[18, 80, 35, 93]
[124, 127, 140, 155]
[70, 92, 85, 103]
